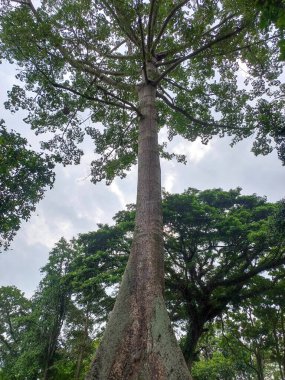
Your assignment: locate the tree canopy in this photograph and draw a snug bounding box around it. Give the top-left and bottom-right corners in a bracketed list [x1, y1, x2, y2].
[0, 0, 284, 178]
[0, 188, 284, 379]
[0, 121, 54, 251]
[73, 188, 285, 364]
[1, 0, 285, 378]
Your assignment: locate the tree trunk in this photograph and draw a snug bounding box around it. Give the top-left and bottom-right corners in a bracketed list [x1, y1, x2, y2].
[75, 309, 90, 379]
[255, 349, 265, 380]
[86, 70, 191, 379]
[182, 320, 204, 369]
[272, 325, 285, 380]
[280, 310, 285, 379]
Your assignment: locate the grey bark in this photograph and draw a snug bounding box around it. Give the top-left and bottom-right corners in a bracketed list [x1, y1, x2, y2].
[86, 65, 192, 379]
[255, 349, 265, 380]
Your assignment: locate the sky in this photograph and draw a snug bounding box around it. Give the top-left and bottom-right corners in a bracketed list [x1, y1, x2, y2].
[1, 60, 285, 299]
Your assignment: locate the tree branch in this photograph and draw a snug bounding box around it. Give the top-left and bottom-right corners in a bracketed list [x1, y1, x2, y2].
[80, 60, 129, 77]
[108, 39, 127, 54]
[57, 45, 134, 91]
[200, 13, 237, 39]
[201, 33, 281, 62]
[154, 24, 245, 84]
[154, 13, 237, 65]
[156, 90, 231, 131]
[50, 80, 139, 113]
[101, 0, 140, 48]
[163, 78, 194, 94]
[94, 82, 141, 115]
[147, 0, 158, 53]
[212, 253, 285, 288]
[152, 0, 190, 53]
[137, 10, 148, 83]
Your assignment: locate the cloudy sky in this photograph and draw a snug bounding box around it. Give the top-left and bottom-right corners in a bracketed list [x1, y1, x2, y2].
[1, 60, 285, 298]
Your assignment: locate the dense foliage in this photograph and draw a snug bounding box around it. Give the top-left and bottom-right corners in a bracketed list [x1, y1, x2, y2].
[1, 1, 284, 377]
[0, 122, 54, 251]
[256, 0, 285, 59]
[1, 189, 284, 379]
[0, 0, 285, 180]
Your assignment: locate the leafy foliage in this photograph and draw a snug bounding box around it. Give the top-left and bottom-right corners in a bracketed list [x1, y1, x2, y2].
[256, 0, 285, 59]
[54, 188, 285, 367]
[1, 2, 284, 376]
[191, 351, 237, 380]
[0, 0, 285, 184]
[0, 189, 284, 378]
[0, 121, 54, 250]
[195, 267, 285, 380]
[0, 286, 31, 379]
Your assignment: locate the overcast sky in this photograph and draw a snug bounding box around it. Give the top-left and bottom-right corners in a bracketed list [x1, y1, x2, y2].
[1, 61, 285, 298]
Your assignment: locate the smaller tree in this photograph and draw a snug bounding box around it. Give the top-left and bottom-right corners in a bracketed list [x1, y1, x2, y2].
[191, 350, 237, 380]
[10, 238, 77, 380]
[33, 238, 76, 380]
[191, 320, 258, 380]
[0, 121, 55, 251]
[220, 267, 285, 380]
[0, 286, 31, 379]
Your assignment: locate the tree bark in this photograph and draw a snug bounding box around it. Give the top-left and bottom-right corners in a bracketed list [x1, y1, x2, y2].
[86, 67, 191, 379]
[272, 324, 285, 380]
[182, 320, 205, 369]
[255, 349, 265, 380]
[75, 311, 89, 380]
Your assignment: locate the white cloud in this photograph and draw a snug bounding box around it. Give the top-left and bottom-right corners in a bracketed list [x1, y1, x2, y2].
[110, 181, 127, 208]
[173, 138, 212, 163]
[238, 59, 250, 79]
[25, 214, 60, 249]
[163, 170, 176, 193]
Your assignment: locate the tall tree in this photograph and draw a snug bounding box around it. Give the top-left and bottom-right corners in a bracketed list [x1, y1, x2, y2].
[0, 1, 284, 378]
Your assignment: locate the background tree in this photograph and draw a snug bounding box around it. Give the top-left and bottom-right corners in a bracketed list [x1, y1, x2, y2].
[5, 238, 78, 380]
[190, 267, 285, 379]
[31, 238, 76, 380]
[218, 268, 285, 380]
[69, 188, 285, 368]
[0, 239, 99, 380]
[191, 321, 258, 380]
[0, 286, 31, 379]
[1, 1, 285, 377]
[0, 121, 54, 251]
[57, 303, 97, 380]
[0, 189, 284, 378]
[162, 189, 285, 366]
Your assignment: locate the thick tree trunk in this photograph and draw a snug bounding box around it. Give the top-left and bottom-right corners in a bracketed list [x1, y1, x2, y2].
[86, 77, 191, 379]
[182, 320, 205, 369]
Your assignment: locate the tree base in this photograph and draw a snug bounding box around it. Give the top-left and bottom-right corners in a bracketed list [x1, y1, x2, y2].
[86, 258, 192, 380]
